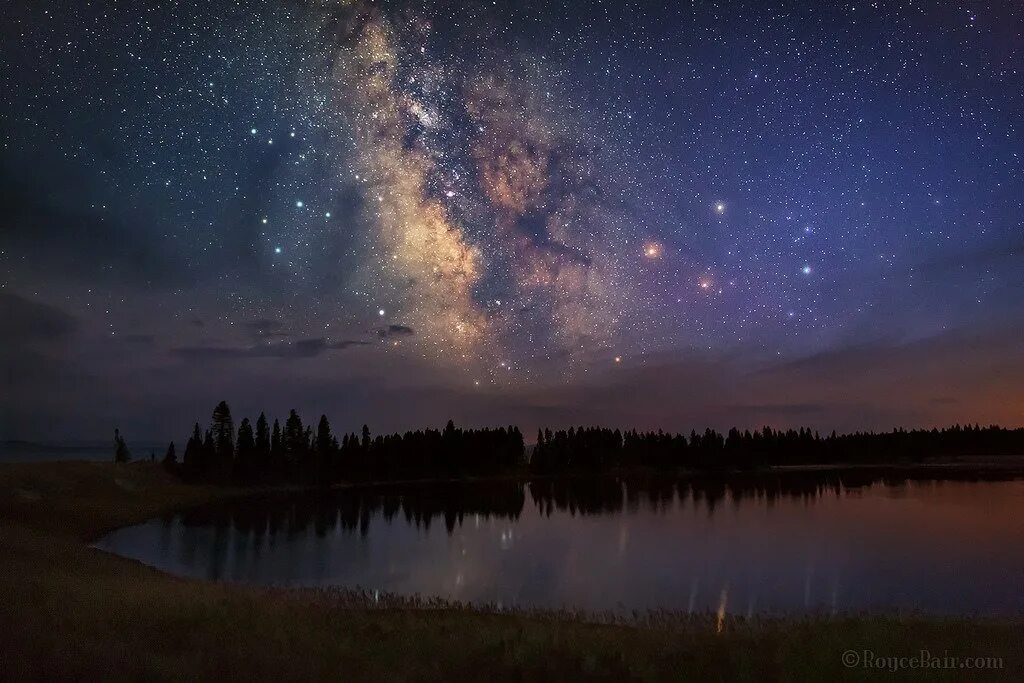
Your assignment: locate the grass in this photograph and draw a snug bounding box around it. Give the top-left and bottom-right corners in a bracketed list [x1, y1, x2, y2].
[0, 461, 1019, 681]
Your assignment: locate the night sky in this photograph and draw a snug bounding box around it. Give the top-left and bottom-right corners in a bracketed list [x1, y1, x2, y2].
[2, 1, 1022, 442]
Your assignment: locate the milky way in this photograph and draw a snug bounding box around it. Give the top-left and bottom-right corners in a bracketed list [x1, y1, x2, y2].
[305, 1, 645, 383]
[2, 0, 1022, 438]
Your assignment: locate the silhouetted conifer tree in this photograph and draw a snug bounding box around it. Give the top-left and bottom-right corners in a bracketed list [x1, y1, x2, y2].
[255, 412, 270, 470]
[210, 401, 234, 481]
[311, 415, 333, 482]
[236, 417, 255, 481]
[270, 418, 283, 473]
[113, 428, 131, 463]
[316, 415, 332, 456]
[202, 429, 215, 474]
[182, 423, 203, 478]
[163, 441, 176, 470]
[284, 409, 304, 473]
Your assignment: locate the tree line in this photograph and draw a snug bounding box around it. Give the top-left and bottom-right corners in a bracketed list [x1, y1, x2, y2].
[531, 424, 1024, 471]
[149, 401, 1024, 484]
[162, 401, 525, 484]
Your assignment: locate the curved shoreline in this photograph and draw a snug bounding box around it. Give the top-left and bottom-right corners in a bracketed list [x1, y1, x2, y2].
[2, 461, 1021, 680]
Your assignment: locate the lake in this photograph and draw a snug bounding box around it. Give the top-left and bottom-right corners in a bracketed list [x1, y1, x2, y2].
[95, 471, 1024, 615]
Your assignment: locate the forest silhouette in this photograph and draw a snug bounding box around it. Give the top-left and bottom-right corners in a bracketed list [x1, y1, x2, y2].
[144, 401, 1024, 485]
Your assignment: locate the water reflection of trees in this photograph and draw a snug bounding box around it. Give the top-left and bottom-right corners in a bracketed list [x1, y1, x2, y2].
[529, 469, 1020, 518]
[175, 481, 527, 538]
[172, 470, 1020, 543]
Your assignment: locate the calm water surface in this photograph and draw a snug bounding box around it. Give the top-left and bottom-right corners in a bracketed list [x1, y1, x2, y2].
[96, 472, 1024, 615]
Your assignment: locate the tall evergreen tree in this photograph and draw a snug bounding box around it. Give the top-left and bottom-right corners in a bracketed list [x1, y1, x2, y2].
[163, 441, 177, 469]
[255, 412, 270, 467]
[314, 415, 333, 481]
[113, 428, 131, 463]
[202, 429, 215, 473]
[270, 418, 283, 471]
[316, 415, 333, 456]
[284, 409, 304, 471]
[211, 401, 234, 461]
[182, 423, 203, 477]
[236, 417, 255, 480]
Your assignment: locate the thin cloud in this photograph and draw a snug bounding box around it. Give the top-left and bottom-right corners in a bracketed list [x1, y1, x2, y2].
[377, 324, 416, 338]
[172, 337, 368, 361]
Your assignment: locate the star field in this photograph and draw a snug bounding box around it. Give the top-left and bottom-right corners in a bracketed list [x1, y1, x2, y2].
[2, 0, 1022, 438]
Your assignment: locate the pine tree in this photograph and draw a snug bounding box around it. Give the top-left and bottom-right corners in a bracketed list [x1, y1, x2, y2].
[163, 441, 177, 469]
[270, 418, 283, 472]
[284, 409, 304, 472]
[255, 412, 270, 469]
[236, 417, 255, 481]
[298, 425, 313, 475]
[316, 415, 333, 456]
[315, 415, 333, 482]
[202, 429, 215, 473]
[113, 428, 131, 463]
[182, 423, 203, 478]
[211, 401, 234, 479]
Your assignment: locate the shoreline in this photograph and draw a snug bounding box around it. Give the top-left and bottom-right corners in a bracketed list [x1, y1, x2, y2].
[2, 461, 1021, 680]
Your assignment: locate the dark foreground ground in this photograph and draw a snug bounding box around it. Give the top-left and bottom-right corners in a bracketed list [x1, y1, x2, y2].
[0, 462, 1020, 681]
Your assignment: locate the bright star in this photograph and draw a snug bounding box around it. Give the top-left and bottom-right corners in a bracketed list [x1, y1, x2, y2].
[642, 242, 662, 259]
[715, 202, 726, 214]
[378, 308, 386, 317]
[274, 246, 282, 254]
[802, 265, 812, 275]
[295, 200, 304, 208]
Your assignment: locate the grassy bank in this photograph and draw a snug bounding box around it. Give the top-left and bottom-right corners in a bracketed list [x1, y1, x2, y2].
[0, 462, 1019, 681]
